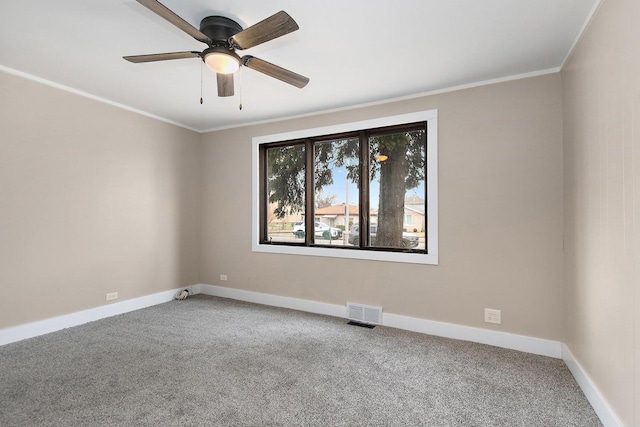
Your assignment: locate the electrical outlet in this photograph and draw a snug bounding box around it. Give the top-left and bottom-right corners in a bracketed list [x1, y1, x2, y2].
[106, 292, 118, 301]
[484, 308, 501, 324]
[220, 274, 228, 281]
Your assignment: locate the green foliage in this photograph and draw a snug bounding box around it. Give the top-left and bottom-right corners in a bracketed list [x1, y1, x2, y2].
[314, 141, 338, 192]
[266, 130, 426, 234]
[267, 145, 305, 218]
[369, 130, 425, 190]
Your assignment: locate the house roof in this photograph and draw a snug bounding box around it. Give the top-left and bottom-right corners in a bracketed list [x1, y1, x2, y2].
[405, 196, 425, 205]
[406, 206, 425, 215]
[316, 204, 359, 216]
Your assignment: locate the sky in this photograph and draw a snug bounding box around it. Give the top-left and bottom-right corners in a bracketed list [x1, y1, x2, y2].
[320, 165, 424, 210]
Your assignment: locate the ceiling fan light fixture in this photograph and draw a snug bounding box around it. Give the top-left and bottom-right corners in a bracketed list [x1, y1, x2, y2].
[203, 47, 240, 74]
[124, 4, 309, 97]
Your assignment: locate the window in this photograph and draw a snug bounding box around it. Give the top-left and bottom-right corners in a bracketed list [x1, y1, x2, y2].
[253, 110, 438, 265]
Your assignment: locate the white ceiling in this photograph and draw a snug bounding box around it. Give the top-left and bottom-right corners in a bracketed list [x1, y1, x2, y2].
[0, 0, 598, 132]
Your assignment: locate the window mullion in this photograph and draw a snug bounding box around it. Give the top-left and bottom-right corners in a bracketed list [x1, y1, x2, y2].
[305, 139, 314, 246]
[359, 131, 369, 248]
[258, 146, 267, 242]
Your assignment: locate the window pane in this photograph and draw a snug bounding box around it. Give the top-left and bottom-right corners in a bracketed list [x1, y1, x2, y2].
[266, 144, 306, 243]
[369, 130, 425, 250]
[314, 138, 359, 246]
[255, 110, 437, 263]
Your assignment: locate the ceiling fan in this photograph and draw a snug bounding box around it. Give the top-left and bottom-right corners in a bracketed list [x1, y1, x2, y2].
[124, 0, 309, 97]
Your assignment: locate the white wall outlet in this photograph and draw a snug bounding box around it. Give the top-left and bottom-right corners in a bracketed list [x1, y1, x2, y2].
[106, 292, 118, 301]
[484, 308, 501, 324]
[220, 274, 228, 281]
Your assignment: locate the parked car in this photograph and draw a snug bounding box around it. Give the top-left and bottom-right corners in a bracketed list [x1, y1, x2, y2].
[348, 224, 419, 248]
[292, 221, 343, 240]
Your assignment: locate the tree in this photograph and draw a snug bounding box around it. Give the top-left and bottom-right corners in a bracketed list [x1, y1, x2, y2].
[266, 129, 425, 248]
[316, 192, 337, 209]
[267, 143, 334, 218]
[267, 145, 304, 218]
[369, 131, 425, 247]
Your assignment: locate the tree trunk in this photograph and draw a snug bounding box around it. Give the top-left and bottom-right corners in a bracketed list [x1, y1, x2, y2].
[376, 143, 407, 247]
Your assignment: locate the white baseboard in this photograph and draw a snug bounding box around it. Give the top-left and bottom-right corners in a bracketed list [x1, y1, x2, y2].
[383, 312, 562, 358]
[0, 286, 189, 347]
[193, 284, 345, 318]
[1, 283, 564, 359]
[562, 344, 623, 427]
[195, 284, 562, 358]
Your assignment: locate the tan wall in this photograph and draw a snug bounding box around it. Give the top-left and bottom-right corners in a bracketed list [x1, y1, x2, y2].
[562, 0, 640, 424]
[200, 73, 565, 341]
[0, 71, 201, 329]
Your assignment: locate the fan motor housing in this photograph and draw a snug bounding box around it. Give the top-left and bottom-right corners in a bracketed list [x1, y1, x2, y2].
[199, 16, 243, 43]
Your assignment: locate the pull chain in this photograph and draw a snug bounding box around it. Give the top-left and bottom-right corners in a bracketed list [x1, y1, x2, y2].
[199, 61, 204, 104]
[238, 67, 243, 110]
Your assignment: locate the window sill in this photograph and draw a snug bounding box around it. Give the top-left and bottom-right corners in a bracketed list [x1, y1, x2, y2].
[252, 242, 438, 265]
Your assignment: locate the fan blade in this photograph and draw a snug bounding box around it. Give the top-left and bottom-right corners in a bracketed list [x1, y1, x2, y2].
[136, 0, 211, 45]
[230, 11, 299, 50]
[124, 51, 200, 63]
[242, 56, 309, 88]
[217, 73, 234, 97]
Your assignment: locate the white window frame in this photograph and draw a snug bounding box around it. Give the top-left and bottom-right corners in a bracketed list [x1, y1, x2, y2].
[252, 110, 438, 265]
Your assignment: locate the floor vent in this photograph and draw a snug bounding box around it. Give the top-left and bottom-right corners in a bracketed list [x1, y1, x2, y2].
[347, 320, 376, 329]
[347, 302, 382, 325]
